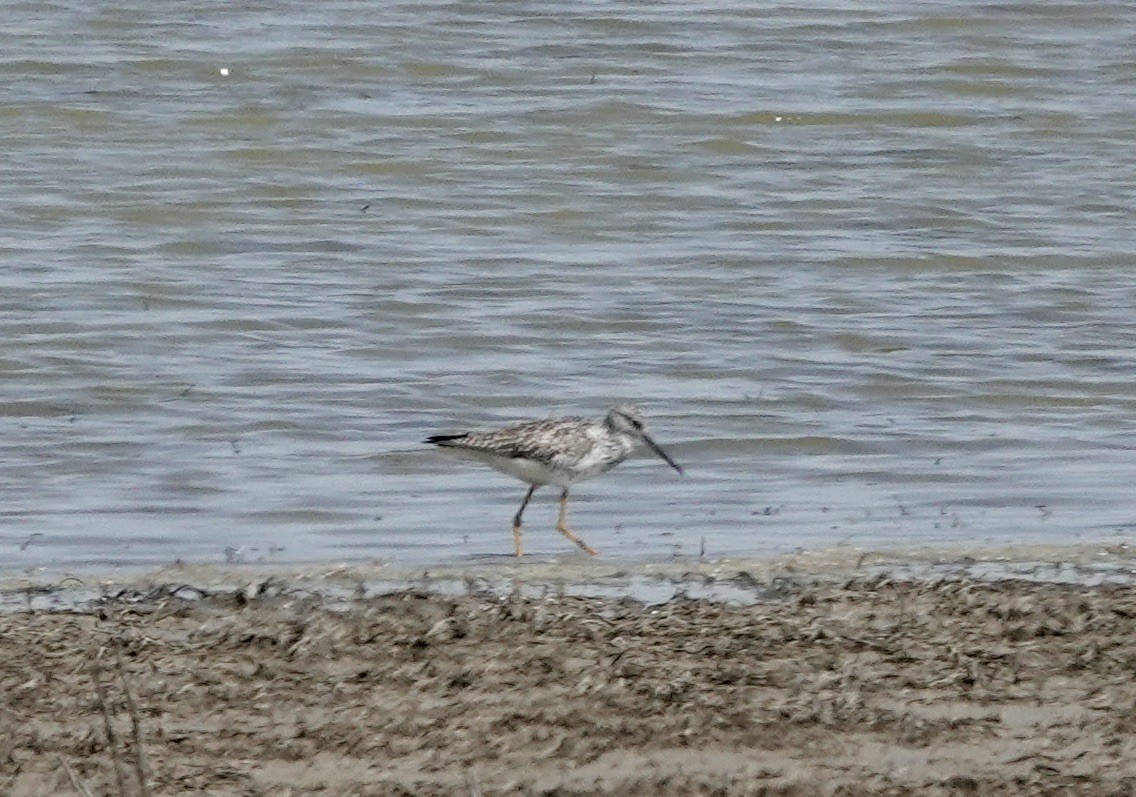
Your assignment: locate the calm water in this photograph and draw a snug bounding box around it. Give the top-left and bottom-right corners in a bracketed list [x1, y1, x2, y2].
[3, 1, 1135, 571]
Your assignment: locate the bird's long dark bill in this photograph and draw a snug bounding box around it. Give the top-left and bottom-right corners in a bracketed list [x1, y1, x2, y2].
[643, 434, 684, 475]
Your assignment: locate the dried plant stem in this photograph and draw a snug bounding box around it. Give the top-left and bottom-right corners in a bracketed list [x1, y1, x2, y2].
[92, 656, 130, 797]
[57, 754, 94, 797]
[114, 644, 151, 797]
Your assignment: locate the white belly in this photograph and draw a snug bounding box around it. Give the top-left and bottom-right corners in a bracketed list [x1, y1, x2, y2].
[450, 448, 562, 486]
[453, 441, 630, 488]
[490, 453, 566, 486]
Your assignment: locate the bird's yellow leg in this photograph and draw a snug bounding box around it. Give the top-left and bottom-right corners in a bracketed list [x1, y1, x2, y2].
[557, 488, 598, 556]
[512, 485, 537, 558]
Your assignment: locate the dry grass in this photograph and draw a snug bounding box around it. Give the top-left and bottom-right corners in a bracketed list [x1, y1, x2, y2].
[52, 633, 152, 797]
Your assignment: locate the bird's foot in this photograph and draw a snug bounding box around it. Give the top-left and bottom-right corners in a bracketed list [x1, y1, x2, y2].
[557, 524, 598, 556]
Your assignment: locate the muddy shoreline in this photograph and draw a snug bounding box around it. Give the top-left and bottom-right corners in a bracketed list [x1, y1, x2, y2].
[5, 545, 1136, 795]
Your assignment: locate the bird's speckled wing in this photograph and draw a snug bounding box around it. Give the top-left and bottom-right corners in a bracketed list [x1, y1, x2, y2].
[445, 417, 597, 468]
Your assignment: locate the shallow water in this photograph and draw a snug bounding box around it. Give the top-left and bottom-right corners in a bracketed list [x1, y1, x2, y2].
[2, 1, 1135, 570]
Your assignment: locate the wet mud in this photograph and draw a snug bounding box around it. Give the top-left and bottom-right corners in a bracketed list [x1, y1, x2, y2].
[4, 558, 1136, 795]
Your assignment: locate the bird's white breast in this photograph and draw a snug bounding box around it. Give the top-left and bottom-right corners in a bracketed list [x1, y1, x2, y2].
[561, 429, 635, 484]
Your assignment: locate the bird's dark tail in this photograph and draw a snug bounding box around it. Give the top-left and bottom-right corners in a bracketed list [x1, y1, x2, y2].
[424, 433, 469, 446]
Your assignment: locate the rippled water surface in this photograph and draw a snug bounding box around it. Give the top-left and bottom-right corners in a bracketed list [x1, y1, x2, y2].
[3, 1, 1135, 570]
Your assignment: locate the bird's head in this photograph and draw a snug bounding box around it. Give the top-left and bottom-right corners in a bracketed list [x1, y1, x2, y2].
[605, 403, 683, 475]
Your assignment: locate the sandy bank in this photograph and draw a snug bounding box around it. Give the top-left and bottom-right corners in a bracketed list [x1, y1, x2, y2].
[4, 544, 1136, 795]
